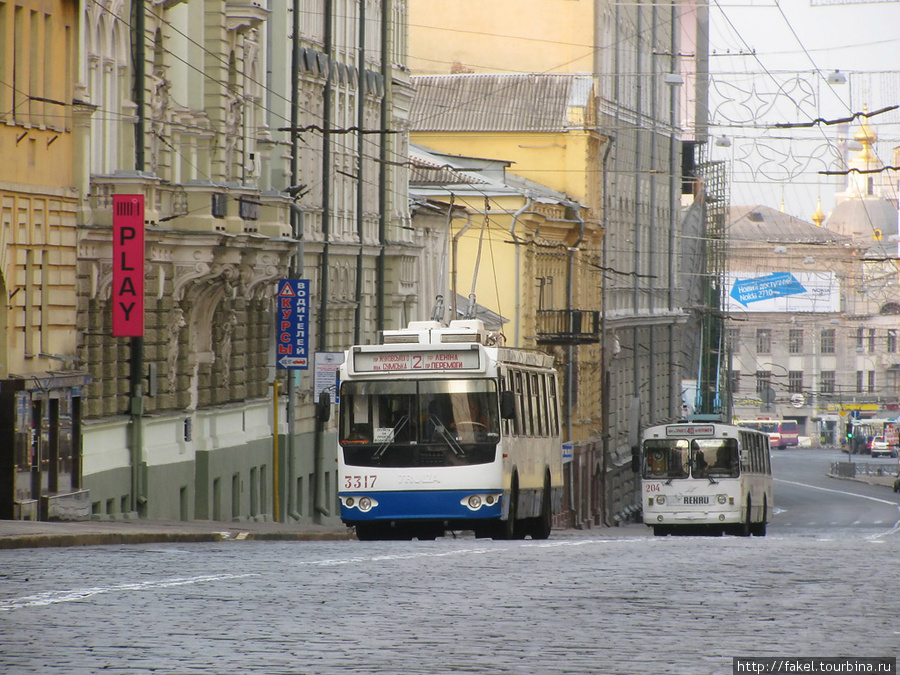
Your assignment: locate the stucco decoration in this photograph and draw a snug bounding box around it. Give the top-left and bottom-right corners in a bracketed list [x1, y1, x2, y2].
[166, 307, 186, 393]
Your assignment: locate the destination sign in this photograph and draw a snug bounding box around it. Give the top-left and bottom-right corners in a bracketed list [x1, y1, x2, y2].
[665, 424, 715, 437]
[353, 349, 480, 373]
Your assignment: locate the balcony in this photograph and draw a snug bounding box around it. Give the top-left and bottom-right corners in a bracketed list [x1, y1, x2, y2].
[535, 310, 600, 345]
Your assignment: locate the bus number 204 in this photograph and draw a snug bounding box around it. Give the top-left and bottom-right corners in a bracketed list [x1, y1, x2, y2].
[645, 483, 661, 493]
[344, 475, 377, 489]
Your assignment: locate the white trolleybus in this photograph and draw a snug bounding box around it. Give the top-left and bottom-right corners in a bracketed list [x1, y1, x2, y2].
[337, 319, 564, 541]
[640, 422, 773, 536]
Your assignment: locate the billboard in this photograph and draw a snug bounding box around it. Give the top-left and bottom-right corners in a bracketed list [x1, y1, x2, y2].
[725, 270, 840, 313]
[275, 279, 310, 369]
[112, 195, 145, 336]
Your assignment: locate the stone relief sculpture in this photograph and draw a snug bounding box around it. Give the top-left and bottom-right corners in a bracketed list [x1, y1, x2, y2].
[217, 309, 238, 384]
[224, 90, 243, 181]
[167, 308, 186, 393]
[148, 68, 170, 173]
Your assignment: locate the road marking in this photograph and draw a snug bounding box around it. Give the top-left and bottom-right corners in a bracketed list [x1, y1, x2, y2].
[0, 573, 257, 612]
[774, 478, 899, 505]
[296, 538, 638, 568]
[775, 478, 900, 538]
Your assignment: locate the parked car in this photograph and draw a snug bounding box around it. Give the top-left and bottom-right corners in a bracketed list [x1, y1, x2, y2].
[869, 436, 897, 458]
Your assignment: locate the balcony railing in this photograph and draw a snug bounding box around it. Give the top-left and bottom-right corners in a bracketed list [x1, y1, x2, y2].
[535, 310, 600, 345]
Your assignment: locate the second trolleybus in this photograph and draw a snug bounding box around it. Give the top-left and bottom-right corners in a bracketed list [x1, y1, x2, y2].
[337, 319, 564, 540]
[639, 422, 773, 536]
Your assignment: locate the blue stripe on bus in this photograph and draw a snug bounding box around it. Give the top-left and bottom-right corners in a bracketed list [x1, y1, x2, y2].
[340, 489, 502, 522]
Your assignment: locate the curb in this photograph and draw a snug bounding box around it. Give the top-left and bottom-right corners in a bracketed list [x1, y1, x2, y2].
[0, 530, 356, 550]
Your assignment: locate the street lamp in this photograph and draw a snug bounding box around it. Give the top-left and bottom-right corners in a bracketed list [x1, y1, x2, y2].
[826, 70, 847, 85]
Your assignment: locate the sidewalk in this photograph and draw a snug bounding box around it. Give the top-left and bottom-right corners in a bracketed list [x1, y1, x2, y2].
[0, 517, 355, 550]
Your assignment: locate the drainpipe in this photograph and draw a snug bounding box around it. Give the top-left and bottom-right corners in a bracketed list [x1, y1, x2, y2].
[600, 138, 614, 526]
[509, 198, 531, 347]
[566, 203, 585, 447]
[313, 0, 333, 522]
[377, 0, 390, 332]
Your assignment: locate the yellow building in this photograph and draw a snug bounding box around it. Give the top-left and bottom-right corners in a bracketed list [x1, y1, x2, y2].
[410, 74, 607, 445]
[0, 0, 90, 519]
[409, 0, 701, 526]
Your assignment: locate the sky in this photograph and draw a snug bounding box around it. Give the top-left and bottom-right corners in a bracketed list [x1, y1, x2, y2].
[706, 0, 900, 223]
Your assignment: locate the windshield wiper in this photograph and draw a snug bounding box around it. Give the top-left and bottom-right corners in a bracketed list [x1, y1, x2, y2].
[373, 414, 410, 459]
[427, 414, 465, 457]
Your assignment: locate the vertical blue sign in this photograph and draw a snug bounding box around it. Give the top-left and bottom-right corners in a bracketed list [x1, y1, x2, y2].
[276, 279, 310, 370]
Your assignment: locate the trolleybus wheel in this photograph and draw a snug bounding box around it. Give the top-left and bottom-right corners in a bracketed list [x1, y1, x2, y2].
[529, 471, 553, 540]
[751, 498, 768, 537]
[738, 498, 752, 537]
[354, 523, 381, 541]
[500, 474, 519, 540]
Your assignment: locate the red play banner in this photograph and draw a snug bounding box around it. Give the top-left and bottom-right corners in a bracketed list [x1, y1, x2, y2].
[112, 195, 145, 337]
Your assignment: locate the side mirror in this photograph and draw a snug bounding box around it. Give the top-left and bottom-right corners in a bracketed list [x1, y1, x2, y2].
[500, 390, 516, 420]
[317, 391, 331, 422]
[631, 446, 641, 473]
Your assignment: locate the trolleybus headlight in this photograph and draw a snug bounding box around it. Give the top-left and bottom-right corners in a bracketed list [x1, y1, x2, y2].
[461, 494, 498, 511]
[358, 497, 374, 512]
[655, 495, 665, 505]
[345, 497, 355, 508]
[717, 494, 727, 505]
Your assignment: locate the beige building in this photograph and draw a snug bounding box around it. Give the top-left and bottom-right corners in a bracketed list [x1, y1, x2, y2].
[0, 0, 414, 524]
[0, 0, 91, 519]
[725, 115, 900, 445]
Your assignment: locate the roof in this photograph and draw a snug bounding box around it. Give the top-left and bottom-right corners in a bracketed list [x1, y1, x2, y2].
[410, 73, 594, 133]
[453, 293, 508, 328]
[727, 205, 849, 245]
[825, 197, 898, 240]
[408, 144, 572, 204]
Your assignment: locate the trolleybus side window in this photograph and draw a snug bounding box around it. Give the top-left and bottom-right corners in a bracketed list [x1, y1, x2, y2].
[548, 374, 559, 436]
[531, 372, 543, 437]
[512, 370, 525, 436]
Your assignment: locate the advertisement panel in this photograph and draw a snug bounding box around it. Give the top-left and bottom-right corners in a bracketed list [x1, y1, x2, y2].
[725, 270, 840, 313]
[112, 195, 145, 336]
[275, 279, 310, 369]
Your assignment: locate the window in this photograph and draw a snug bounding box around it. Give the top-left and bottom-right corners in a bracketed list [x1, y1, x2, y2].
[756, 329, 771, 354]
[888, 329, 897, 354]
[820, 371, 835, 394]
[729, 370, 741, 393]
[857, 371, 864, 393]
[868, 329, 876, 353]
[726, 328, 741, 354]
[868, 371, 876, 393]
[856, 326, 865, 351]
[820, 329, 835, 354]
[788, 371, 803, 394]
[756, 370, 772, 395]
[789, 329, 803, 354]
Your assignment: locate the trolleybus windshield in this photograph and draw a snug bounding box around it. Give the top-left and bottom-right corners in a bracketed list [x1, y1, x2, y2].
[339, 379, 500, 468]
[642, 438, 739, 480]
